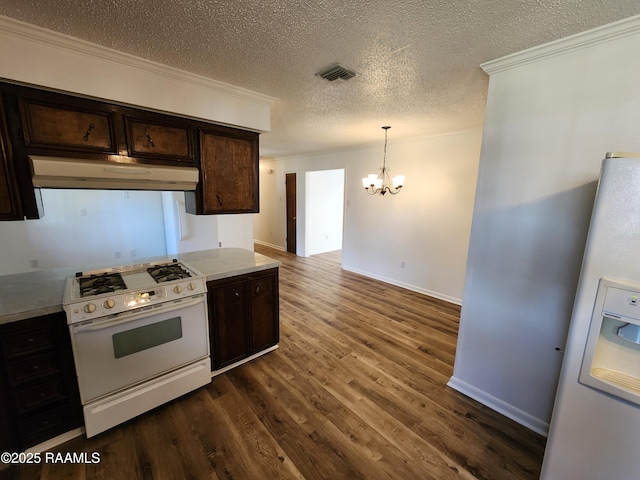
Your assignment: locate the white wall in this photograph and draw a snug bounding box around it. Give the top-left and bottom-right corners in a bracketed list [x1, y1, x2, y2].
[449, 15, 640, 435]
[306, 169, 344, 255]
[260, 129, 482, 303]
[343, 131, 481, 303]
[254, 159, 286, 250]
[162, 192, 220, 255]
[0, 16, 273, 131]
[0, 190, 167, 274]
[217, 215, 255, 251]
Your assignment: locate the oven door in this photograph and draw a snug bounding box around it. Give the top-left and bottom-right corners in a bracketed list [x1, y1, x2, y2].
[70, 293, 209, 404]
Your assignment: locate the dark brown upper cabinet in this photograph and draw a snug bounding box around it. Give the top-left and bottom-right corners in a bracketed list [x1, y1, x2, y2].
[124, 115, 195, 164]
[19, 98, 118, 155]
[186, 127, 259, 215]
[0, 95, 22, 220]
[0, 81, 260, 220]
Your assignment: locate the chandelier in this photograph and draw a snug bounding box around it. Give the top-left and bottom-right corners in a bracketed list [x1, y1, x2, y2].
[362, 126, 405, 195]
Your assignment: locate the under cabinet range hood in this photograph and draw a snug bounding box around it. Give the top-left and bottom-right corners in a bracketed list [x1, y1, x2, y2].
[29, 156, 199, 191]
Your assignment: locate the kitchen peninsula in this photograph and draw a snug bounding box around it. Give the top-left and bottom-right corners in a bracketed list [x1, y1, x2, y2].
[0, 248, 280, 451]
[0, 248, 280, 324]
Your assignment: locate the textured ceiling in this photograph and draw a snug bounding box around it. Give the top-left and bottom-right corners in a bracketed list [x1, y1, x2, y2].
[2, 1, 640, 157]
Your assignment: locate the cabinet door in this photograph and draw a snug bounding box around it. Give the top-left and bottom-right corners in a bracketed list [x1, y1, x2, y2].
[0, 96, 22, 220]
[209, 280, 248, 369]
[197, 128, 259, 214]
[125, 116, 195, 163]
[19, 98, 117, 153]
[249, 270, 279, 354]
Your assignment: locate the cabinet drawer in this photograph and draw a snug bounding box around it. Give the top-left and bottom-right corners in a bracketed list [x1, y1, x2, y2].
[19, 99, 116, 153]
[1, 326, 56, 359]
[125, 117, 194, 162]
[17, 404, 71, 447]
[14, 379, 66, 413]
[6, 352, 61, 385]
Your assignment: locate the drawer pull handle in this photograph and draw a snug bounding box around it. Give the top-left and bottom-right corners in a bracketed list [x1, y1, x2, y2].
[32, 365, 39, 370]
[234, 291, 240, 298]
[83, 123, 95, 141]
[27, 338, 35, 343]
[145, 132, 156, 149]
[255, 285, 261, 295]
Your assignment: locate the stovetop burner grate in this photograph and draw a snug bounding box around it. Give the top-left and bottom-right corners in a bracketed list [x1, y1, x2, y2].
[146, 263, 192, 283]
[78, 272, 126, 298]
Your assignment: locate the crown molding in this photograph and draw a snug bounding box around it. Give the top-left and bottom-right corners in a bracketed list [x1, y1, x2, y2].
[0, 15, 276, 107]
[482, 14, 640, 75]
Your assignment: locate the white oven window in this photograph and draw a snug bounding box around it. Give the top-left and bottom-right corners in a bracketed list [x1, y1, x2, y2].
[112, 316, 183, 358]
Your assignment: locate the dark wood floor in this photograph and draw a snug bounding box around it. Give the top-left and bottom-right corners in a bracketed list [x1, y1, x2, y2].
[1, 245, 545, 480]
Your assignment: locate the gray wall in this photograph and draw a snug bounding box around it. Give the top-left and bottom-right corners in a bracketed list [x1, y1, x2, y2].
[449, 16, 640, 434]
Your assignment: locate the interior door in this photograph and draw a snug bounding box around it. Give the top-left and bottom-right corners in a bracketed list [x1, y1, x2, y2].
[286, 173, 296, 254]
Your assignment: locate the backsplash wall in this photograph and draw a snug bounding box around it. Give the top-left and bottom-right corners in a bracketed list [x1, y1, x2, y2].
[0, 189, 167, 275]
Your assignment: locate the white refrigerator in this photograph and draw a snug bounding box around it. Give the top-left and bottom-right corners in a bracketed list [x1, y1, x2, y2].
[541, 153, 640, 479]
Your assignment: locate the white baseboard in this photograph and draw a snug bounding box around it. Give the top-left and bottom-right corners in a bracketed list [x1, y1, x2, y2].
[24, 427, 86, 454]
[447, 376, 549, 436]
[253, 240, 285, 251]
[341, 265, 462, 306]
[211, 345, 279, 377]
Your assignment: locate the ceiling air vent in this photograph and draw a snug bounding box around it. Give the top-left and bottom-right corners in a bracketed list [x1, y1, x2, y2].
[317, 64, 356, 81]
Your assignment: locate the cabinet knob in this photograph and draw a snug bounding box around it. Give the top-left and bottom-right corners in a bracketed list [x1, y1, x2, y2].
[255, 285, 261, 295]
[234, 290, 240, 298]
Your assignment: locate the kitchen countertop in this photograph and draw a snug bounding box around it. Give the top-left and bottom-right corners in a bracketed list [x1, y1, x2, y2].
[0, 248, 281, 325]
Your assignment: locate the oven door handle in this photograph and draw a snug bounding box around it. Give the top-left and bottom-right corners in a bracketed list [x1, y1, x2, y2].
[72, 294, 206, 333]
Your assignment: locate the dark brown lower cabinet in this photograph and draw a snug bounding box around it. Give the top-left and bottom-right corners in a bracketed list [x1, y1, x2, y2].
[207, 268, 279, 370]
[0, 312, 82, 450]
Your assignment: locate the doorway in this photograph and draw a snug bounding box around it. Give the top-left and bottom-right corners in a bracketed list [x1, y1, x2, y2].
[306, 169, 345, 256]
[286, 173, 296, 254]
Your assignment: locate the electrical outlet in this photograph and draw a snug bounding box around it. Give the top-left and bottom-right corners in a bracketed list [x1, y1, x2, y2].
[124, 191, 130, 199]
[218, 242, 222, 247]
[115, 251, 122, 258]
[80, 208, 87, 216]
[29, 259, 39, 268]
[401, 260, 406, 268]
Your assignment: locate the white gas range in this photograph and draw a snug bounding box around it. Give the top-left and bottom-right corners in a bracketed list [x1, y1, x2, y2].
[62, 259, 211, 438]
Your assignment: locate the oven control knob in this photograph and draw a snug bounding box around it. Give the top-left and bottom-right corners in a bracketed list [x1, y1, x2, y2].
[83, 303, 96, 314]
[174, 285, 183, 294]
[103, 299, 116, 309]
[187, 282, 196, 291]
